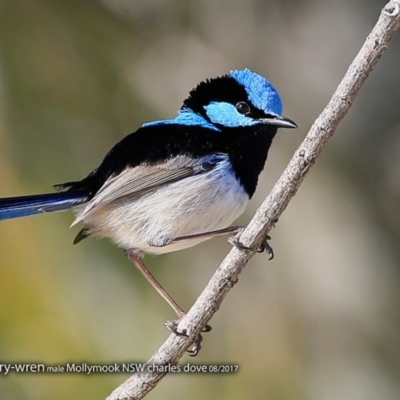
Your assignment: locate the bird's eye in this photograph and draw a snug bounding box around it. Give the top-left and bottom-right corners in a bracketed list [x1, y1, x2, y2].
[236, 102, 250, 115]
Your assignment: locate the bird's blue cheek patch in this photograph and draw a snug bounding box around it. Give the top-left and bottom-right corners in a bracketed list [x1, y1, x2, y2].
[204, 102, 257, 128]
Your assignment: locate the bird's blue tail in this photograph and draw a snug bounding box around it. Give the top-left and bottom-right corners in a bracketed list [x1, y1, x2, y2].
[0, 192, 89, 221]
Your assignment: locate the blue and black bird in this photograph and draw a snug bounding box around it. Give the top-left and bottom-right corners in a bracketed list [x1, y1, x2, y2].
[0, 69, 296, 321]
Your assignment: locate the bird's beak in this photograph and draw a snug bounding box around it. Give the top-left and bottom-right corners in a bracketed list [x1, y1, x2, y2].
[261, 115, 298, 129]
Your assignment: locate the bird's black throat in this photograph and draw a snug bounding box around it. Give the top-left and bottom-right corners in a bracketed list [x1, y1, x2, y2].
[224, 124, 277, 197]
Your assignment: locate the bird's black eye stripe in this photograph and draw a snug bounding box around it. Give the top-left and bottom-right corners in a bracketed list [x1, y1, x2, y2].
[236, 101, 250, 115]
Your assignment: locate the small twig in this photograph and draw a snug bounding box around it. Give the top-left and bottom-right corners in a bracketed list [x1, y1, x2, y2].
[107, 2, 400, 399]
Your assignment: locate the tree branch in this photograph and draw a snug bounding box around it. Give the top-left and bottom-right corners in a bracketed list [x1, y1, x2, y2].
[107, 2, 400, 399]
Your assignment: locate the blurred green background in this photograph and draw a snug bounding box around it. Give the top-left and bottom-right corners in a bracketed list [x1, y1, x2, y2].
[0, 0, 400, 399]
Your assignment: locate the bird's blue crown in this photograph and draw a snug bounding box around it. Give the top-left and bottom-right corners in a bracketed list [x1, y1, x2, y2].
[230, 69, 282, 116]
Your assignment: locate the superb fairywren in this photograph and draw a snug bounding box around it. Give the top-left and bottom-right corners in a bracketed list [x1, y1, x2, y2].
[0, 69, 296, 325]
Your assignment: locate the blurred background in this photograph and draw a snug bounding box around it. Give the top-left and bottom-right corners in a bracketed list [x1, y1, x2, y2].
[0, 0, 399, 399]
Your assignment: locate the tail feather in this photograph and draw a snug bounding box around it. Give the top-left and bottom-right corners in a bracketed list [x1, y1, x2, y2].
[0, 192, 89, 221]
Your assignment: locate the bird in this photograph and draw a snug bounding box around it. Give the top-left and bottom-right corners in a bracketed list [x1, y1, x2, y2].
[0, 68, 297, 331]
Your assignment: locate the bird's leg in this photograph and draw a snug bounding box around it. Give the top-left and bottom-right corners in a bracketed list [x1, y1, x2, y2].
[171, 226, 274, 260]
[126, 250, 185, 318]
[125, 250, 211, 355]
[170, 225, 243, 243]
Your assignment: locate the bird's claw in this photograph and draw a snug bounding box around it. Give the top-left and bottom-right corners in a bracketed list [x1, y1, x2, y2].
[187, 335, 203, 357]
[228, 232, 274, 260]
[257, 235, 274, 260]
[165, 319, 187, 336]
[165, 319, 211, 356]
[227, 235, 250, 251]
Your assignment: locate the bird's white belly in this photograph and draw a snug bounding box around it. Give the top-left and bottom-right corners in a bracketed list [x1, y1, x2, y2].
[78, 159, 249, 254]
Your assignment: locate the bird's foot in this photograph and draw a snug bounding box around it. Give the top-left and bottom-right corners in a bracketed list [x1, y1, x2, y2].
[228, 229, 274, 260]
[165, 319, 212, 357]
[256, 236, 274, 259]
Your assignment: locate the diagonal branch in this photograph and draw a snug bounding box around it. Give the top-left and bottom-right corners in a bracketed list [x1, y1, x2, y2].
[107, 2, 400, 399]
